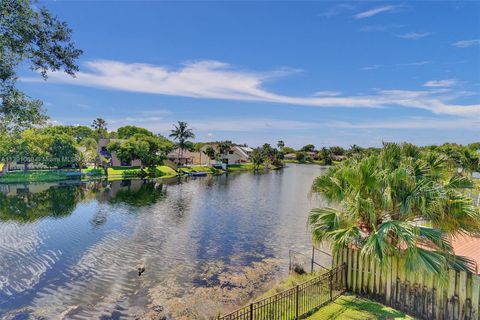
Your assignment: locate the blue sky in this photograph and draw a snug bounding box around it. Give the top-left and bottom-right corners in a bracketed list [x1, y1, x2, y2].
[19, 1, 480, 148]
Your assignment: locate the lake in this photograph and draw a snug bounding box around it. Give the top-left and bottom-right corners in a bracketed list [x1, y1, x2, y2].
[0, 164, 329, 319]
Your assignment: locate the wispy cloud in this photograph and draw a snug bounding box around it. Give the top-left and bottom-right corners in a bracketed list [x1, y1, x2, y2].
[424, 79, 457, 88]
[399, 60, 432, 66]
[354, 5, 397, 19]
[23, 59, 480, 118]
[452, 39, 480, 48]
[318, 3, 355, 18]
[360, 65, 382, 71]
[398, 32, 431, 40]
[313, 91, 342, 97]
[328, 118, 479, 130]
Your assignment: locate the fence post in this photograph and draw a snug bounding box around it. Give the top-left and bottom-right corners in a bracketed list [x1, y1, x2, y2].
[311, 247, 315, 273]
[296, 285, 299, 319]
[343, 263, 348, 292]
[249, 303, 253, 320]
[330, 270, 333, 301]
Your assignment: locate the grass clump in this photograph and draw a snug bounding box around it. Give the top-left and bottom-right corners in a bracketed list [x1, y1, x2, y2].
[306, 295, 413, 320]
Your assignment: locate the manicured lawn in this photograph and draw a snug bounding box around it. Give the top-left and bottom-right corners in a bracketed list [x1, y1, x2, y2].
[81, 167, 105, 176]
[0, 170, 73, 183]
[180, 165, 224, 175]
[107, 165, 178, 178]
[306, 295, 413, 320]
[227, 163, 281, 171]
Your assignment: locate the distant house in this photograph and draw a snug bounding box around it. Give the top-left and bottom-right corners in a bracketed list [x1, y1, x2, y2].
[200, 144, 252, 165]
[331, 155, 347, 161]
[284, 153, 296, 160]
[167, 148, 199, 166]
[97, 138, 142, 167]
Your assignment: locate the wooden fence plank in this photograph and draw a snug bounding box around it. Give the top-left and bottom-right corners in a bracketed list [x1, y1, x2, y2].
[459, 271, 467, 320]
[472, 275, 480, 320]
[347, 249, 353, 291]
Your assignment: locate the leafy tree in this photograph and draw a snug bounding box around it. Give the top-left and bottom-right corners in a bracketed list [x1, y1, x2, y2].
[1, 0, 82, 133]
[108, 134, 169, 173]
[42, 125, 95, 143]
[218, 141, 233, 158]
[301, 144, 315, 152]
[169, 121, 195, 161]
[204, 146, 216, 160]
[250, 148, 265, 171]
[91, 118, 107, 138]
[320, 147, 332, 165]
[277, 140, 285, 149]
[43, 133, 78, 168]
[281, 146, 295, 154]
[329, 146, 345, 156]
[295, 151, 307, 162]
[117, 125, 154, 139]
[309, 143, 480, 276]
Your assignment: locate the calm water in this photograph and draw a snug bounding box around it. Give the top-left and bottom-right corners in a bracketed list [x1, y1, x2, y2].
[0, 164, 328, 319]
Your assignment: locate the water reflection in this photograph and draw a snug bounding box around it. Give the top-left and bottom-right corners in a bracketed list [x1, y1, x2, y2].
[0, 180, 168, 223]
[0, 165, 328, 319]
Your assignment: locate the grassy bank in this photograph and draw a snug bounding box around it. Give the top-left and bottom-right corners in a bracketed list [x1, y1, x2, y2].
[284, 159, 342, 166]
[107, 165, 178, 178]
[179, 165, 224, 175]
[227, 163, 282, 172]
[306, 294, 412, 320]
[0, 170, 75, 183]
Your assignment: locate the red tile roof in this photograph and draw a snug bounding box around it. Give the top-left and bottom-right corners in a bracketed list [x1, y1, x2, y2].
[451, 235, 480, 274]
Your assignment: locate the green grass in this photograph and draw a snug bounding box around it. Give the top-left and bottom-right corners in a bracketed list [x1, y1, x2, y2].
[81, 167, 105, 176]
[179, 165, 224, 175]
[306, 295, 413, 320]
[0, 170, 73, 183]
[107, 165, 179, 178]
[227, 163, 281, 171]
[260, 271, 326, 298]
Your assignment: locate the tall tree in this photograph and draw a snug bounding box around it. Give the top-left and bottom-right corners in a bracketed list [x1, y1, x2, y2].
[169, 121, 195, 162]
[301, 144, 315, 152]
[1, 0, 82, 133]
[91, 118, 107, 138]
[277, 140, 285, 150]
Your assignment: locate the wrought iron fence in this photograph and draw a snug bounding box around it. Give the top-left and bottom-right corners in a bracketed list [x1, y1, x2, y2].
[219, 263, 346, 320]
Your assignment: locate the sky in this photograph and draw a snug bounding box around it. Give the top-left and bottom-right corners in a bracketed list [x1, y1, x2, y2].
[19, 1, 480, 148]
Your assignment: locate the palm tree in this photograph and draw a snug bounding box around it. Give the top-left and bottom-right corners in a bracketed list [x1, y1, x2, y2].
[169, 121, 195, 164]
[277, 140, 285, 150]
[91, 118, 107, 138]
[250, 148, 265, 171]
[218, 141, 232, 159]
[309, 143, 480, 276]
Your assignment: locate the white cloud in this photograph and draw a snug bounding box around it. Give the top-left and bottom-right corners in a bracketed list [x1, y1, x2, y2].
[318, 4, 355, 18]
[398, 32, 431, 40]
[354, 6, 396, 19]
[399, 60, 431, 66]
[328, 118, 480, 130]
[360, 65, 382, 71]
[22, 59, 480, 118]
[424, 79, 457, 88]
[313, 90, 342, 97]
[452, 39, 480, 48]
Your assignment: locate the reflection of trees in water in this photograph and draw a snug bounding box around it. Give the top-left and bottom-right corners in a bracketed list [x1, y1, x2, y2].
[0, 180, 168, 223]
[0, 185, 86, 223]
[104, 180, 167, 207]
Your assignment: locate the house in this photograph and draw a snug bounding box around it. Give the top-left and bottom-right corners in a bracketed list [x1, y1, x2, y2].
[200, 144, 252, 165]
[284, 153, 296, 160]
[97, 138, 142, 167]
[167, 148, 201, 166]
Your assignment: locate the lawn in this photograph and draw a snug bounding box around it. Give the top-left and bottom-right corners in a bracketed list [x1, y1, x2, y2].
[306, 295, 413, 320]
[179, 165, 224, 175]
[0, 170, 74, 183]
[227, 163, 281, 171]
[107, 165, 178, 178]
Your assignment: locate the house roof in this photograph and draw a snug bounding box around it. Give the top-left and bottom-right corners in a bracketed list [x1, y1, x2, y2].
[451, 235, 480, 274]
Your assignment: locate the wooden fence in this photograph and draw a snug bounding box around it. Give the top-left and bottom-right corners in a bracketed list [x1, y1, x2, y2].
[219, 264, 346, 320]
[334, 248, 480, 320]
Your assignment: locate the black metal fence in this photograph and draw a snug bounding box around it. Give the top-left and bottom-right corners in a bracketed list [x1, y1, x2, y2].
[219, 263, 347, 320]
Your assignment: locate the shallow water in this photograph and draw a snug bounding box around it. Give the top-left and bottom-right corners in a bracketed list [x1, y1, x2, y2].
[0, 164, 329, 319]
